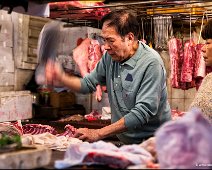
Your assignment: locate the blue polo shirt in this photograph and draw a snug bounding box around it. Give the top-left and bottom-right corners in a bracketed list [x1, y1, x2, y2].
[80, 42, 171, 144]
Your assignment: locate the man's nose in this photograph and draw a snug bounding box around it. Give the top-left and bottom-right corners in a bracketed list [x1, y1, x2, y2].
[104, 42, 111, 50]
[201, 44, 207, 52]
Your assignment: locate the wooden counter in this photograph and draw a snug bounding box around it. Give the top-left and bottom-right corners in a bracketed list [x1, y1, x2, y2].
[0, 145, 51, 169]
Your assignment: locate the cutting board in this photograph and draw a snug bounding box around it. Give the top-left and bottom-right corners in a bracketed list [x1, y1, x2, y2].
[0, 145, 52, 169]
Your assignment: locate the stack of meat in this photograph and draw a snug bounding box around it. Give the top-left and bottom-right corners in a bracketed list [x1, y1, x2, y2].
[168, 38, 212, 90]
[49, 1, 110, 20]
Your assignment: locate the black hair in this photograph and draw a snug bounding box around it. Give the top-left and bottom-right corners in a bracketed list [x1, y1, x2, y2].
[101, 9, 139, 40]
[202, 19, 212, 40]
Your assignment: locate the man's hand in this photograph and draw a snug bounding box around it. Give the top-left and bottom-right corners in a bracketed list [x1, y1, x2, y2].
[45, 59, 65, 86]
[73, 118, 127, 143]
[45, 59, 82, 92]
[74, 128, 102, 142]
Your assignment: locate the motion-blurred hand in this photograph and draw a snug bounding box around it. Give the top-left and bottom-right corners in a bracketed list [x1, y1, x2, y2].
[45, 59, 65, 87]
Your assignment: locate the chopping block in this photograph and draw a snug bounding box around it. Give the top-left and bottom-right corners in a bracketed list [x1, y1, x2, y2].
[0, 145, 52, 169]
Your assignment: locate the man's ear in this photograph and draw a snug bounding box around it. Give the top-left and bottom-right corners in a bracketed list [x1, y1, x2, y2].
[127, 32, 134, 42]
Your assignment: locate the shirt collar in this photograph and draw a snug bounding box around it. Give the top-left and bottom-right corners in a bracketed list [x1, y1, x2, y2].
[120, 41, 144, 68]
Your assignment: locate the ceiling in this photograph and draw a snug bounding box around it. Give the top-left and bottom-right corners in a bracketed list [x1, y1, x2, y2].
[2, 0, 212, 27]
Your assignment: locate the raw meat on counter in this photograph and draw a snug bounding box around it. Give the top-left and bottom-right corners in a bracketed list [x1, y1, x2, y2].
[22, 124, 76, 137]
[58, 114, 84, 122]
[155, 108, 212, 169]
[84, 110, 102, 121]
[23, 124, 57, 135]
[0, 122, 81, 151]
[55, 140, 153, 169]
[0, 121, 23, 136]
[0, 124, 22, 137]
[22, 124, 81, 151]
[22, 132, 82, 151]
[58, 111, 110, 122]
[57, 124, 76, 137]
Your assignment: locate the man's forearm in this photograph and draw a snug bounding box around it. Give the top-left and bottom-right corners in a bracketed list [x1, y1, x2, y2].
[60, 73, 82, 92]
[98, 117, 127, 139]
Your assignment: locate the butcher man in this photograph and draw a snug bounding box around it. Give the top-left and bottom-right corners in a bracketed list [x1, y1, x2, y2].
[45, 9, 171, 144]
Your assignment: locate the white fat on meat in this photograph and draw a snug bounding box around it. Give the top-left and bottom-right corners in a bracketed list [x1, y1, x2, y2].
[21, 132, 83, 151]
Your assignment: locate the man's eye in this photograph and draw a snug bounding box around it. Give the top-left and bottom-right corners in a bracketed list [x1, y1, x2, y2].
[108, 40, 114, 43]
[99, 38, 105, 44]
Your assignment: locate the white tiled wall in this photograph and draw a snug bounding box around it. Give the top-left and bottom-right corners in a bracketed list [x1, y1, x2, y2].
[167, 77, 197, 112]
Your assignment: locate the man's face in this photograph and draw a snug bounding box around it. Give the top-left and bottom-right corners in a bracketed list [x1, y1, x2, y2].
[202, 39, 212, 66]
[100, 21, 131, 62]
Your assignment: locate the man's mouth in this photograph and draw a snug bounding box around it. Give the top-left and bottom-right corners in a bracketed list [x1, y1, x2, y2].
[107, 51, 113, 55]
[203, 58, 208, 62]
[108, 53, 115, 56]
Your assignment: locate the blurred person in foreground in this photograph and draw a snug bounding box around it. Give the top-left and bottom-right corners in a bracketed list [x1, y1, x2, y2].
[45, 9, 171, 144]
[190, 19, 212, 122]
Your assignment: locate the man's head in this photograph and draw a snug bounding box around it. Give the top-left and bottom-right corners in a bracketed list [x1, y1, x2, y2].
[100, 10, 139, 62]
[201, 19, 212, 66]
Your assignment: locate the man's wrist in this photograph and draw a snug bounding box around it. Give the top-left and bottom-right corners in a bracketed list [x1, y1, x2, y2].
[60, 72, 66, 84]
[96, 129, 105, 140]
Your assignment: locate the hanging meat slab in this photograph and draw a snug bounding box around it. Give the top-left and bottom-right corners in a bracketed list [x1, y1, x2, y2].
[73, 38, 105, 101]
[49, 1, 110, 20]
